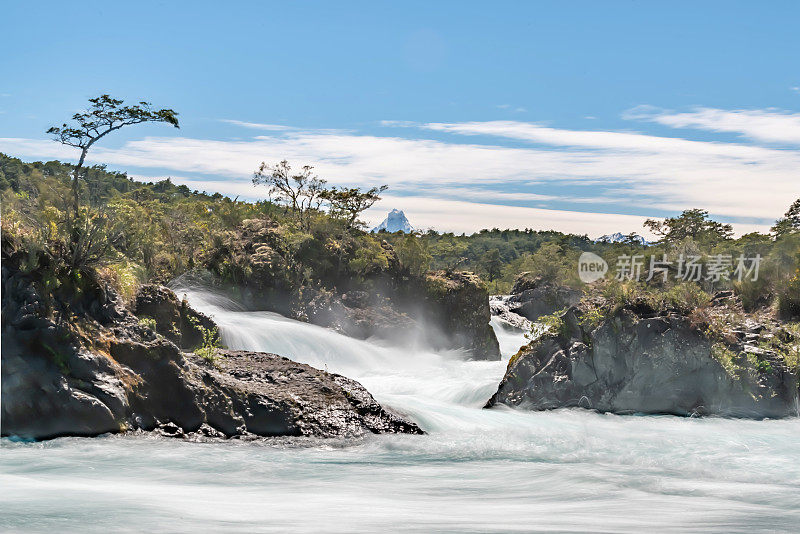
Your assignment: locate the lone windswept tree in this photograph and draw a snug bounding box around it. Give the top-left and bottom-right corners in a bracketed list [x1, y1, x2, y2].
[252, 160, 327, 229]
[48, 94, 179, 216]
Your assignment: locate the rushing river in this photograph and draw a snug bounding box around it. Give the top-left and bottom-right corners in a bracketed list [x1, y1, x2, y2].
[3, 288, 800, 533]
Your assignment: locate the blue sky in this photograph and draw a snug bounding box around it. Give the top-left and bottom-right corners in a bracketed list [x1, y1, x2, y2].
[2, 1, 799, 236]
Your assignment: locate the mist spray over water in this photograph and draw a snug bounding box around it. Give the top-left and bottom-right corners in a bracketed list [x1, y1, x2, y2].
[3, 285, 800, 532]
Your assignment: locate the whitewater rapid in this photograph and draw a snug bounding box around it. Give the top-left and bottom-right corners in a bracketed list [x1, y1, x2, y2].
[2, 286, 800, 533]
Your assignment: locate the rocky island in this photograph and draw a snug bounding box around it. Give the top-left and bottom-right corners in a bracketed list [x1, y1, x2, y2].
[487, 284, 800, 418]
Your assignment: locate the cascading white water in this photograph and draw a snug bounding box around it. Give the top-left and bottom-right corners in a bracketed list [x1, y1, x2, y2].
[3, 285, 800, 533]
[178, 287, 522, 430]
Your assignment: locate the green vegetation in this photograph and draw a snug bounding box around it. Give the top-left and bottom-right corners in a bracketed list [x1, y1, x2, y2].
[771, 199, 800, 238]
[3, 97, 800, 335]
[1, 150, 389, 294]
[47, 94, 179, 218]
[378, 228, 592, 292]
[758, 323, 800, 376]
[189, 316, 221, 363]
[538, 309, 570, 339]
[644, 208, 733, 246]
[5, 145, 800, 329]
[711, 343, 742, 379]
[138, 316, 158, 331]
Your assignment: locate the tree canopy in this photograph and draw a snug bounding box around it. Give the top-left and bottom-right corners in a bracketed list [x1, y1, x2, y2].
[644, 209, 733, 246]
[48, 94, 179, 214]
[322, 185, 388, 230]
[772, 199, 800, 237]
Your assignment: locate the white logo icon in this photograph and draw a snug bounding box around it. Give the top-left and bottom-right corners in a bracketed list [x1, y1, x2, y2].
[578, 252, 608, 283]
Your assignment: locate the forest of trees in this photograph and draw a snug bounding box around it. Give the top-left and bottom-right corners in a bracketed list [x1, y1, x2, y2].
[4, 150, 799, 319]
[2, 95, 799, 322]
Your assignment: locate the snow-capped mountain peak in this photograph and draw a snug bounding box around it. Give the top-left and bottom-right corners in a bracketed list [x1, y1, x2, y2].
[372, 209, 414, 233]
[596, 232, 649, 245]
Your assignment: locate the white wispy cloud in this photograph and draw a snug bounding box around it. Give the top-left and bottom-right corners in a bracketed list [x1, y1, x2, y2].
[387, 119, 800, 220]
[624, 106, 800, 145]
[368, 195, 661, 236]
[364, 195, 769, 237]
[416, 119, 779, 157]
[2, 108, 798, 234]
[120, 175, 769, 238]
[221, 119, 351, 135]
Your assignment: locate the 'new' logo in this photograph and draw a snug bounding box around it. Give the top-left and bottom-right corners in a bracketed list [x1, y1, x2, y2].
[578, 252, 608, 283]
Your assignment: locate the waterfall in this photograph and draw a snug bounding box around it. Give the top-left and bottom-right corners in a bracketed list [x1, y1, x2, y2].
[171, 285, 529, 432]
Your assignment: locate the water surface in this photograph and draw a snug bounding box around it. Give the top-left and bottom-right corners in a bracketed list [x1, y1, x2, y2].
[2, 287, 798, 532]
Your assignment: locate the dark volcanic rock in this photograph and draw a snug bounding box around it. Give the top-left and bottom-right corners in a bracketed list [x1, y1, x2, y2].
[421, 271, 500, 360]
[298, 288, 417, 342]
[296, 271, 501, 360]
[489, 295, 532, 331]
[132, 284, 217, 350]
[486, 307, 799, 418]
[1, 242, 423, 440]
[188, 350, 422, 437]
[3, 329, 423, 440]
[507, 273, 581, 322]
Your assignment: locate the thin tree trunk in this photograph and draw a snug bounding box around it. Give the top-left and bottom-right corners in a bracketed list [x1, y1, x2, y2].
[72, 149, 87, 219]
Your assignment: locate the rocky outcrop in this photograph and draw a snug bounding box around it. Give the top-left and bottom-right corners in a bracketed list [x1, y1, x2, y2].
[297, 288, 417, 342]
[420, 271, 500, 360]
[204, 218, 296, 312]
[297, 271, 501, 360]
[1, 241, 422, 440]
[486, 306, 799, 418]
[184, 350, 420, 437]
[2, 334, 421, 440]
[132, 284, 217, 349]
[506, 273, 581, 322]
[490, 295, 533, 331]
[200, 218, 500, 359]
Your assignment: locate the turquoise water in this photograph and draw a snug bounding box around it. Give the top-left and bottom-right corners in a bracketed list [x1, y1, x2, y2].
[2, 288, 799, 533]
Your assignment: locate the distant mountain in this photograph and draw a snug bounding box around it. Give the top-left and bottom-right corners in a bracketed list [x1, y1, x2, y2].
[372, 209, 413, 233]
[597, 232, 649, 246]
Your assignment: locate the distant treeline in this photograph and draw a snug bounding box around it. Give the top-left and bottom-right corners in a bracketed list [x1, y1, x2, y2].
[2, 153, 799, 316]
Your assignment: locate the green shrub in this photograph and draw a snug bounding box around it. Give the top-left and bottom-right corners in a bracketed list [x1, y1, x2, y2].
[348, 240, 390, 278]
[579, 306, 604, 331]
[138, 316, 157, 331]
[101, 261, 147, 303]
[660, 283, 712, 313]
[538, 309, 569, 339]
[189, 316, 221, 363]
[711, 343, 741, 378]
[395, 233, 432, 276]
[777, 270, 800, 319]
